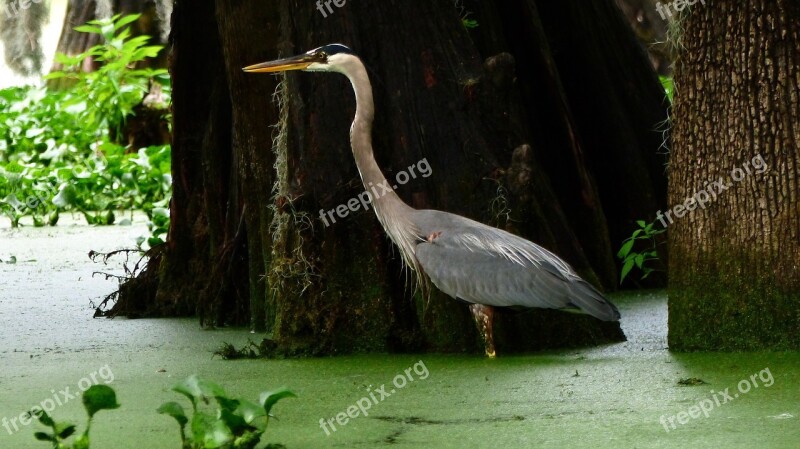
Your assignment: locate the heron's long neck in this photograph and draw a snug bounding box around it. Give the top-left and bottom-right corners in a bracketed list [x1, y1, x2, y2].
[340, 58, 421, 273]
[343, 60, 413, 216]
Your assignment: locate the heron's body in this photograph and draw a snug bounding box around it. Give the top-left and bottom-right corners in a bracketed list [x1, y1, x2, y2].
[413, 210, 618, 318]
[245, 44, 620, 357]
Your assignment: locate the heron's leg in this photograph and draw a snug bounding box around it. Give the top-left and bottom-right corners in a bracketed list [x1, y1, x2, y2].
[469, 304, 496, 358]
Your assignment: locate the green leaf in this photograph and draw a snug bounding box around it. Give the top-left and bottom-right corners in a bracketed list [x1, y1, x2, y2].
[55, 422, 76, 439]
[219, 409, 250, 434]
[33, 432, 55, 442]
[43, 71, 67, 80]
[191, 412, 233, 448]
[148, 236, 165, 247]
[100, 22, 116, 39]
[1, 194, 22, 211]
[206, 420, 235, 448]
[74, 24, 103, 34]
[157, 401, 188, 427]
[82, 384, 120, 418]
[171, 377, 201, 406]
[152, 207, 169, 218]
[634, 253, 645, 269]
[233, 430, 264, 449]
[172, 375, 226, 409]
[616, 239, 635, 259]
[259, 388, 296, 416]
[114, 13, 142, 29]
[52, 186, 75, 208]
[620, 258, 635, 284]
[216, 396, 240, 413]
[73, 433, 90, 449]
[236, 399, 267, 425]
[659, 75, 674, 103]
[31, 409, 54, 426]
[636, 220, 646, 228]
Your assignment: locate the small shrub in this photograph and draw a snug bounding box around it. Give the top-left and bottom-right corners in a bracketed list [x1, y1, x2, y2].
[617, 219, 665, 284]
[158, 375, 295, 449]
[45, 14, 169, 140]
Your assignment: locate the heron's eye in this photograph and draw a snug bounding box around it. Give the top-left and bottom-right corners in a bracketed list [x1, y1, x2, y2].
[318, 51, 328, 59]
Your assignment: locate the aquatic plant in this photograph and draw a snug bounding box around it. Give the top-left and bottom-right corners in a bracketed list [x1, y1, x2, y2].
[29, 385, 120, 449]
[158, 375, 295, 449]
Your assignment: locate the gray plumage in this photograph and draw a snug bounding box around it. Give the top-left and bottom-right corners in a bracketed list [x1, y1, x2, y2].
[413, 209, 620, 321]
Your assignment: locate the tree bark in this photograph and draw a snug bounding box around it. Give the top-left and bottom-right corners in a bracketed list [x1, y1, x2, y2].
[669, 0, 800, 350]
[117, 0, 669, 355]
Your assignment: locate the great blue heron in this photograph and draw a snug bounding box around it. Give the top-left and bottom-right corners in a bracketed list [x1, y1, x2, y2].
[244, 44, 620, 357]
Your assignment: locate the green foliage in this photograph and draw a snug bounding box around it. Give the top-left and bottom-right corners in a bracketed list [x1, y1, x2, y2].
[30, 385, 120, 449]
[0, 87, 98, 163]
[213, 340, 263, 360]
[158, 375, 294, 449]
[31, 379, 292, 449]
[462, 17, 479, 29]
[45, 14, 169, 139]
[0, 14, 172, 244]
[0, 115, 171, 230]
[659, 75, 674, 103]
[617, 219, 665, 284]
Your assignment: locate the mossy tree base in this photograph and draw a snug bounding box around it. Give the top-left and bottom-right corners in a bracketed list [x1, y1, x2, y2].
[668, 0, 800, 351]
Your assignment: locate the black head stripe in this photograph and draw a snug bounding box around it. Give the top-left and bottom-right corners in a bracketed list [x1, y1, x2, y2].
[317, 43, 354, 56]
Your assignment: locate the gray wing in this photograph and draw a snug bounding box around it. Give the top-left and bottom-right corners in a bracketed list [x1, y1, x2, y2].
[411, 210, 620, 321]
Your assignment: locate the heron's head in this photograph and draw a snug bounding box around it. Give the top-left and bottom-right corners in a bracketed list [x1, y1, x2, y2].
[243, 44, 356, 75]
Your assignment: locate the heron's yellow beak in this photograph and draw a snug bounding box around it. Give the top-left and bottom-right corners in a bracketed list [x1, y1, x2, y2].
[243, 53, 317, 73]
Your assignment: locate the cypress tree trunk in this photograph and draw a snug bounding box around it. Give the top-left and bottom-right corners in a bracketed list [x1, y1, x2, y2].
[116, 0, 670, 355]
[669, 0, 800, 350]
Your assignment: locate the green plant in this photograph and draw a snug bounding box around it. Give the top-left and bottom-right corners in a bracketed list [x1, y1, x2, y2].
[660, 75, 674, 103]
[45, 14, 169, 140]
[30, 385, 120, 449]
[0, 137, 172, 229]
[0, 87, 100, 165]
[1, 13, 172, 239]
[138, 202, 170, 249]
[158, 375, 294, 449]
[462, 17, 479, 29]
[617, 219, 665, 284]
